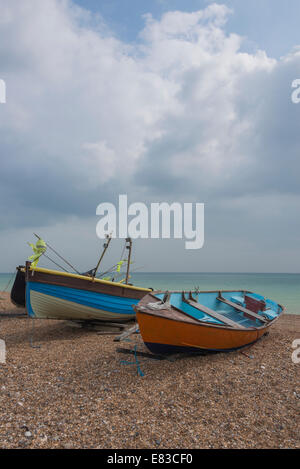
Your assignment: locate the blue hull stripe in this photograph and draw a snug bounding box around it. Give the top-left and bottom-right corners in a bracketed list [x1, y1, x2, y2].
[27, 282, 139, 315]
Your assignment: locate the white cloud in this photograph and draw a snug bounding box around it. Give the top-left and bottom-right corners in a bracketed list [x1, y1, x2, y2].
[81, 141, 117, 186]
[0, 0, 300, 270]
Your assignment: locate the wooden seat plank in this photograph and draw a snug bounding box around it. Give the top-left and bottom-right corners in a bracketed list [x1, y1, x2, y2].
[182, 294, 244, 329]
[217, 295, 268, 324]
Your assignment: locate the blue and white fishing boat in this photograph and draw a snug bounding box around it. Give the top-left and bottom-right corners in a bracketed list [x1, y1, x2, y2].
[22, 237, 151, 322]
[25, 265, 150, 321]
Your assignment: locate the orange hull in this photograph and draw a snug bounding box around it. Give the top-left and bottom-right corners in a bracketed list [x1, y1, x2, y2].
[137, 310, 269, 353]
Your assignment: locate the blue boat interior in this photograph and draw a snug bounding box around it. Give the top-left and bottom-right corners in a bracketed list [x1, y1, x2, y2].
[154, 291, 282, 328]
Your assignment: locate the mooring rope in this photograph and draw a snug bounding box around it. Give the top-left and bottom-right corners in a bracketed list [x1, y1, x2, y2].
[0, 272, 16, 313]
[2, 271, 16, 293]
[29, 318, 41, 349]
[120, 344, 145, 377]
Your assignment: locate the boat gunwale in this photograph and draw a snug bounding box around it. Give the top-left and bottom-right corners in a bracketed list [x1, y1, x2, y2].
[134, 292, 284, 332]
[23, 266, 151, 293]
[151, 289, 285, 315]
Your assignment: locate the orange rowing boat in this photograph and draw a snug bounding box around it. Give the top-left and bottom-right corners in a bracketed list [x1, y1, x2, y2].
[134, 290, 284, 354]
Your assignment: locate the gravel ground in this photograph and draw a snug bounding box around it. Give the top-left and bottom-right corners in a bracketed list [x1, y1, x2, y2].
[0, 292, 299, 449]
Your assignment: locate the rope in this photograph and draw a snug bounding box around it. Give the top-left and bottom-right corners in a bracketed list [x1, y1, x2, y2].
[99, 241, 127, 279]
[34, 233, 80, 274]
[42, 253, 70, 273]
[0, 272, 16, 312]
[119, 242, 126, 265]
[29, 318, 41, 349]
[120, 345, 144, 377]
[2, 272, 16, 292]
[98, 263, 120, 278]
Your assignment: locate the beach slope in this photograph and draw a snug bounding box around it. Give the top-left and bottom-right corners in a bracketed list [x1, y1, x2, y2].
[0, 292, 299, 449]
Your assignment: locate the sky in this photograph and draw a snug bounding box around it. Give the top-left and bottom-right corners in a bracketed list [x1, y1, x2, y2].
[74, 0, 300, 58]
[0, 0, 300, 273]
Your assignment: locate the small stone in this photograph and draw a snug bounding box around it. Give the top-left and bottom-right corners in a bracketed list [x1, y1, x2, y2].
[25, 431, 32, 438]
[0, 291, 298, 450]
[64, 443, 73, 449]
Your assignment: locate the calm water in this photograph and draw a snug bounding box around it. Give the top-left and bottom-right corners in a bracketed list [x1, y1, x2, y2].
[131, 273, 300, 315]
[1, 272, 299, 314]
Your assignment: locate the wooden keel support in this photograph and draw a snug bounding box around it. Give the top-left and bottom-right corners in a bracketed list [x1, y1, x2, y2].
[114, 322, 139, 342]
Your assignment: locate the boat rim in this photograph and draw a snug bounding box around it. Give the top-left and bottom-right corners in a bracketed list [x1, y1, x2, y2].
[134, 291, 285, 331]
[23, 266, 151, 293]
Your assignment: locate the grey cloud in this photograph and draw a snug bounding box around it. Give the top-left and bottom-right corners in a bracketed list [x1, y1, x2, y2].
[0, 1, 299, 271]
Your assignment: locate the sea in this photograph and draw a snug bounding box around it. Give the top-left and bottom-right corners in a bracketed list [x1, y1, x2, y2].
[1, 272, 299, 314]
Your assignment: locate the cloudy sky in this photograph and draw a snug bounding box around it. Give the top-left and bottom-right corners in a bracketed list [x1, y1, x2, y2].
[0, 0, 300, 273]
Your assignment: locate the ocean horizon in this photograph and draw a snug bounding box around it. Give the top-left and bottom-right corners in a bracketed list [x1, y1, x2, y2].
[1, 271, 299, 314]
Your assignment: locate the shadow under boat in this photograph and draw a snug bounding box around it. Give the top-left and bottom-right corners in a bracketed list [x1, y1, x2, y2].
[134, 290, 284, 354]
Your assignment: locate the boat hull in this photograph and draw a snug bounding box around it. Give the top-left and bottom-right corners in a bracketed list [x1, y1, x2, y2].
[10, 267, 26, 307]
[136, 310, 268, 353]
[25, 266, 150, 322]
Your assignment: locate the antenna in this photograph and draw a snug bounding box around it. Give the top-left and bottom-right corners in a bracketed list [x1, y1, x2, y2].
[125, 237, 132, 284]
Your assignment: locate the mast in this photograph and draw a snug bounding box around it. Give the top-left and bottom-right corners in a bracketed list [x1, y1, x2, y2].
[125, 237, 132, 284]
[93, 234, 112, 280]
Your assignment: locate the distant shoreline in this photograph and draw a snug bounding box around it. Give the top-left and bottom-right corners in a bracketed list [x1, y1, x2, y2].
[1, 271, 300, 314]
[1, 271, 300, 274]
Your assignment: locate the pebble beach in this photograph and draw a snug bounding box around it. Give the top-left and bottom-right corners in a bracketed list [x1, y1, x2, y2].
[0, 292, 299, 449]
